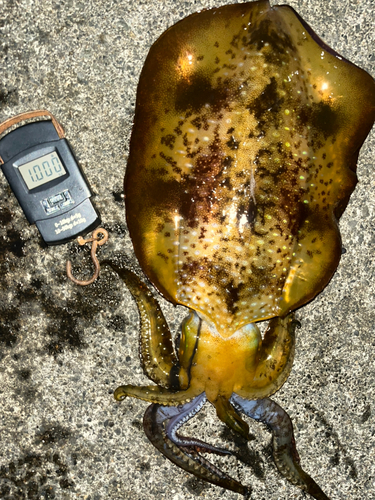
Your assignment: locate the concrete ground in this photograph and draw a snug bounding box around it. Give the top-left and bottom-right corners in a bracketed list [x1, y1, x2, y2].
[0, 0, 374, 499]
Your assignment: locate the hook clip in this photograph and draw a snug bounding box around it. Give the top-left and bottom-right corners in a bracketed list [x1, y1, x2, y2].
[66, 228, 109, 285]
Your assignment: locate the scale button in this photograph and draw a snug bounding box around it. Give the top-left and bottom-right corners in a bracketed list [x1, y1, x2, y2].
[60, 190, 74, 208]
[49, 193, 65, 205]
[44, 205, 60, 215]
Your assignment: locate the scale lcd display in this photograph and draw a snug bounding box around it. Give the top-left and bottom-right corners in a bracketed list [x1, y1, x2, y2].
[18, 151, 66, 190]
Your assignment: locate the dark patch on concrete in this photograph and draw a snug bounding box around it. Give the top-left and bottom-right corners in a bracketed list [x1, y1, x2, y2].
[305, 403, 358, 480]
[131, 420, 143, 431]
[104, 221, 127, 235]
[112, 190, 124, 204]
[107, 314, 129, 332]
[41, 284, 108, 356]
[0, 240, 123, 356]
[36, 424, 71, 445]
[1, 225, 26, 259]
[0, 306, 20, 347]
[220, 426, 264, 479]
[0, 87, 19, 109]
[184, 476, 209, 495]
[0, 206, 28, 331]
[42, 298, 86, 355]
[37, 29, 50, 44]
[30, 278, 43, 290]
[360, 404, 371, 423]
[138, 461, 150, 471]
[0, 281, 87, 355]
[0, 451, 74, 499]
[0, 206, 13, 225]
[18, 369, 31, 380]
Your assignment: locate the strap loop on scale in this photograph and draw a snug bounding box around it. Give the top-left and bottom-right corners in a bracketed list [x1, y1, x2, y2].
[0, 110, 65, 165]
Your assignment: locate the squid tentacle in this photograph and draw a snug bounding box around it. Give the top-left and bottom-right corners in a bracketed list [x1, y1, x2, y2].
[213, 394, 250, 440]
[143, 394, 251, 497]
[231, 394, 331, 500]
[236, 314, 297, 400]
[165, 393, 230, 455]
[103, 262, 183, 389]
[113, 383, 203, 406]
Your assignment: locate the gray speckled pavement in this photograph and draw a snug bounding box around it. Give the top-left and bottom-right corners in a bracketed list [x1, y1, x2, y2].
[0, 1, 374, 499]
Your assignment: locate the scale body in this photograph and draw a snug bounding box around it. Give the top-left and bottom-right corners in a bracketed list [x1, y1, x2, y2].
[0, 111, 100, 245]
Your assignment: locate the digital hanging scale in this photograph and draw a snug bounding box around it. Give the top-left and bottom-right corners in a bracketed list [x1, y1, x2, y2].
[0, 110, 100, 245]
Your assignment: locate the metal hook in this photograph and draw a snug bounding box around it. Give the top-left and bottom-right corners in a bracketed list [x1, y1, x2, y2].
[66, 228, 109, 285]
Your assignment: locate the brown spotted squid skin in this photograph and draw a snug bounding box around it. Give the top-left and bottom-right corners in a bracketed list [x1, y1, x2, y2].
[111, 1, 375, 498]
